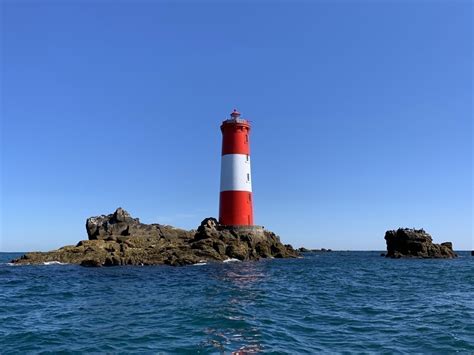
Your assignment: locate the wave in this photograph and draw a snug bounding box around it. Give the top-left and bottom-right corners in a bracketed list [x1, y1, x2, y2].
[5, 261, 68, 266]
[223, 258, 241, 263]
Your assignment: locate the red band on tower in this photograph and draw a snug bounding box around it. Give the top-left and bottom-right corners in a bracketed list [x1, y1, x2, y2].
[219, 191, 253, 225]
[221, 122, 251, 155]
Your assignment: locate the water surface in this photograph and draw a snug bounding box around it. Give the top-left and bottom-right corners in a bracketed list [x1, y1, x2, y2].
[1, 251, 473, 353]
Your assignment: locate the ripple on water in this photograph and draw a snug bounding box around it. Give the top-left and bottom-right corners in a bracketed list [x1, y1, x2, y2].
[0, 252, 473, 352]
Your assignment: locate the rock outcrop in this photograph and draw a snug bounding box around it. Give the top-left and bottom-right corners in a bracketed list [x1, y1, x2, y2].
[297, 247, 332, 253]
[384, 228, 457, 258]
[11, 208, 299, 267]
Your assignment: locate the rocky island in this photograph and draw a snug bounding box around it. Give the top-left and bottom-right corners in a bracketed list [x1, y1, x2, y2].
[297, 247, 332, 253]
[11, 208, 299, 267]
[384, 228, 457, 258]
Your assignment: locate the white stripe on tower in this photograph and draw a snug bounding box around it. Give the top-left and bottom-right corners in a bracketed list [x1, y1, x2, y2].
[220, 154, 252, 192]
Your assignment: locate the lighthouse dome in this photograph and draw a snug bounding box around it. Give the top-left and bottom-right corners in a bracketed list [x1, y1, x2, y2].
[230, 109, 241, 118]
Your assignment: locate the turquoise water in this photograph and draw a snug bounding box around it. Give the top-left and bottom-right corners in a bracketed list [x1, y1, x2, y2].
[1, 252, 473, 353]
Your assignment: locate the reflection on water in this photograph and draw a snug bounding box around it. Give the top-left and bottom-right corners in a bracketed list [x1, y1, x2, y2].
[222, 262, 267, 288]
[202, 262, 269, 352]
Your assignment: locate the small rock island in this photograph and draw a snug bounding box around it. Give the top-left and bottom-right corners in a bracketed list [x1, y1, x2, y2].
[11, 208, 299, 267]
[384, 228, 457, 258]
[297, 247, 332, 253]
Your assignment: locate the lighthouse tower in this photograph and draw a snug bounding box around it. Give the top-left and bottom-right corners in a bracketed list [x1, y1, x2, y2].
[219, 109, 254, 226]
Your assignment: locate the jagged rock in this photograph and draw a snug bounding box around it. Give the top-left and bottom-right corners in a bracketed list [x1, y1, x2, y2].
[85, 208, 194, 242]
[384, 228, 457, 259]
[11, 208, 299, 267]
[195, 217, 220, 240]
[441, 242, 452, 250]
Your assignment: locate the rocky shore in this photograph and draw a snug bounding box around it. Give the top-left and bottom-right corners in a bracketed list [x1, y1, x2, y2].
[11, 208, 299, 267]
[384, 228, 456, 258]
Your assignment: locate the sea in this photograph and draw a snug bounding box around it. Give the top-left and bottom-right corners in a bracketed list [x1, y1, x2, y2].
[1, 251, 473, 353]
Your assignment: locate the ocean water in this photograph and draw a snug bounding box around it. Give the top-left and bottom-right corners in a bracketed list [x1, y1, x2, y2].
[1, 251, 473, 353]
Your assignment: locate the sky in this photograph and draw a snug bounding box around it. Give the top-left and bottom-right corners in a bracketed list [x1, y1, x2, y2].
[1, 0, 472, 251]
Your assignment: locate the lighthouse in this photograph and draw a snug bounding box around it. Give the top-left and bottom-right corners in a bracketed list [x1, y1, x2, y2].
[219, 109, 254, 226]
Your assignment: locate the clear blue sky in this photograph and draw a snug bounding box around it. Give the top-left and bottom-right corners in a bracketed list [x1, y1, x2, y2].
[1, 1, 472, 251]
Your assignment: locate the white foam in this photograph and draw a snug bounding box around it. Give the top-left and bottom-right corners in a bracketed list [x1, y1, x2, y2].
[223, 258, 241, 263]
[193, 262, 207, 266]
[43, 261, 68, 265]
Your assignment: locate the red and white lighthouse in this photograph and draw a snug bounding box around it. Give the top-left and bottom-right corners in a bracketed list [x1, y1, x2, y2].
[219, 109, 254, 226]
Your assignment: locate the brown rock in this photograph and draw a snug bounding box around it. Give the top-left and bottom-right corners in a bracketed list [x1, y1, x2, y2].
[384, 228, 457, 259]
[11, 208, 300, 267]
[81, 259, 102, 267]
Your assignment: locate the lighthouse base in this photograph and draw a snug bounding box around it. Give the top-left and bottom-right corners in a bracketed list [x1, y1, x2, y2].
[219, 225, 265, 237]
